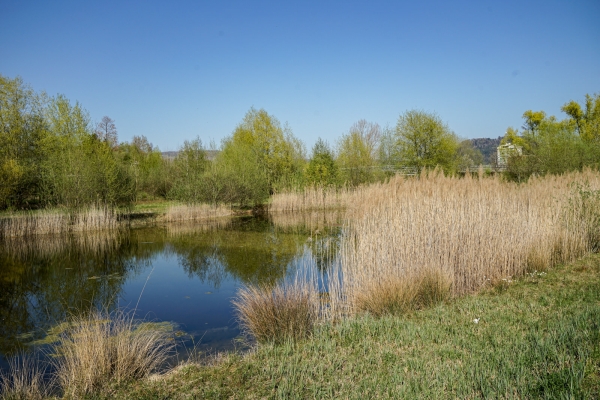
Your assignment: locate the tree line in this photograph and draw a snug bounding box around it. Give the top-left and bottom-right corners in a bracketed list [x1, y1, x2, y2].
[1, 74, 598, 210]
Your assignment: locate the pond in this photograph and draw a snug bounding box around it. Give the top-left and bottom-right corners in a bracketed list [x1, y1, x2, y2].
[0, 212, 342, 371]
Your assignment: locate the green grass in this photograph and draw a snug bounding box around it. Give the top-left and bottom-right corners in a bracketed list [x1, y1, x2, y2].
[104, 254, 600, 399]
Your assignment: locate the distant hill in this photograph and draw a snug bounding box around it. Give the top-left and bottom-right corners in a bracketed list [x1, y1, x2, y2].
[469, 137, 502, 164]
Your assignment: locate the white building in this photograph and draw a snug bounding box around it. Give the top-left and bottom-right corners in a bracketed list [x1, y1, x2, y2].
[496, 143, 522, 167]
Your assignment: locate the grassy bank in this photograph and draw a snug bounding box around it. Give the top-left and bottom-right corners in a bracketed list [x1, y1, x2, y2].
[98, 253, 600, 399]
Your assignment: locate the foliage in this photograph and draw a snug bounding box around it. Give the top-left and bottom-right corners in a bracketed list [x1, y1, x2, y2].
[216, 108, 305, 205]
[305, 138, 338, 187]
[503, 94, 600, 181]
[456, 139, 484, 171]
[393, 110, 459, 173]
[337, 120, 382, 186]
[168, 137, 209, 203]
[117, 135, 170, 200]
[0, 75, 47, 209]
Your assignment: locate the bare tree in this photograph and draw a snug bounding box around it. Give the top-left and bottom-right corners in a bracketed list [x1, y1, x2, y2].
[95, 116, 118, 147]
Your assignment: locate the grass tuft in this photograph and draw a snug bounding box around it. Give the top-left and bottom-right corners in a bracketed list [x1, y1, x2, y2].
[51, 310, 175, 398]
[233, 276, 320, 344]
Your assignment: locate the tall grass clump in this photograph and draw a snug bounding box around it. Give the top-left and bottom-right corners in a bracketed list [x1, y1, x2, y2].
[330, 169, 600, 318]
[51, 310, 175, 398]
[164, 203, 232, 223]
[233, 273, 320, 344]
[0, 354, 47, 400]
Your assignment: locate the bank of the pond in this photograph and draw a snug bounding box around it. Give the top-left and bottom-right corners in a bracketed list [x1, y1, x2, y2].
[105, 253, 600, 399]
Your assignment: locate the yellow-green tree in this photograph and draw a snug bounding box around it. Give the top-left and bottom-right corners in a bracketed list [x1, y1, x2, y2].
[217, 108, 305, 204]
[305, 138, 338, 187]
[337, 120, 381, 186]
[0, 75, 48, 209]
[394, 110, 459, 174]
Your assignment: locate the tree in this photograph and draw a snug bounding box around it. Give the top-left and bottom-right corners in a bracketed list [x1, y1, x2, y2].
[117, 135, 168, 200]
[521, 110, 546, 137]
[95, 116, 118, 148]
[169, 137, 209, 203]
[217, 108, 305, 205]
[336, 120, 382, 186]
[562, 93, 600, 144]
[305, 138, 338, 187]
[0, 75, 48, 209]
[394, 110, 459, 173]
[456, 140, 484, 171]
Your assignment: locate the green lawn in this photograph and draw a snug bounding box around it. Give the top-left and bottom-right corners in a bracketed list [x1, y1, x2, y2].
[108, 253, 600, 399]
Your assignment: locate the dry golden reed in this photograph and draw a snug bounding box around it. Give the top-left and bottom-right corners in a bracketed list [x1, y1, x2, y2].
[0, 206, 119, 238]
[163, 203, 232, 223]
[329, 168, 600, 318]
[269, 186, 353, 213]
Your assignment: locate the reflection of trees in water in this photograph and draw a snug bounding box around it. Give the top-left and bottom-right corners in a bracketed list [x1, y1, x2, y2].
[0, 214, 340, 358]
[168, 217, 307, 286]
[0, 231, 147, 357]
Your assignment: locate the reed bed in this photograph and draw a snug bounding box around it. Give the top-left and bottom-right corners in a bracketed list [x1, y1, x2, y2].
[0, 230, 124, 261]
[269, 209, 343, 234]
[163, 203, 233, 223]
[330, 169, 600, 318]
[269, 186, 353, 212]
[0, 206, 120, 238]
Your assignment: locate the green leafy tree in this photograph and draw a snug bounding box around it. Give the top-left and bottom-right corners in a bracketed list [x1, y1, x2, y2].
[169, 137, 209, 203]
[337, 120, 382, 186]
[0, 75, 48, 209]
[41, 95, 132, 207]
[217, 108, 304, 205]
[394, 110, 459, 173]
[456, 140, 484, 171]
[118, 135, 169, 200]
[305, 138, 338, 187]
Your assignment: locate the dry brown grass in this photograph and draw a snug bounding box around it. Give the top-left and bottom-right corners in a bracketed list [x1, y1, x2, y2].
[232, 273, 320, 344]
[51, 311, 175, 398]
[163, 203, 232, 223]
[329, 168, 600, 318]
[0, 354, 47, 400]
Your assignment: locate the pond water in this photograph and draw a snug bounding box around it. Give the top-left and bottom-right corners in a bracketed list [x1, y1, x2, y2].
[0, 212, 342, 371]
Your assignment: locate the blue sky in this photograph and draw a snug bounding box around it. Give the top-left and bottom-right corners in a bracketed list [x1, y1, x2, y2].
[1, 0, 599, 152]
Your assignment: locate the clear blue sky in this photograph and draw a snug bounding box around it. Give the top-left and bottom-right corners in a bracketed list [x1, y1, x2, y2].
[1, 0, 599, 152]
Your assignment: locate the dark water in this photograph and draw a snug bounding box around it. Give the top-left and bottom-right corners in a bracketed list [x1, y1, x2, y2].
[0, 213, 341, 370]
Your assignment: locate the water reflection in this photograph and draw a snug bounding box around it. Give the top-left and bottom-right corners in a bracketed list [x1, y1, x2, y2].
[0, 213, 341, 367]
